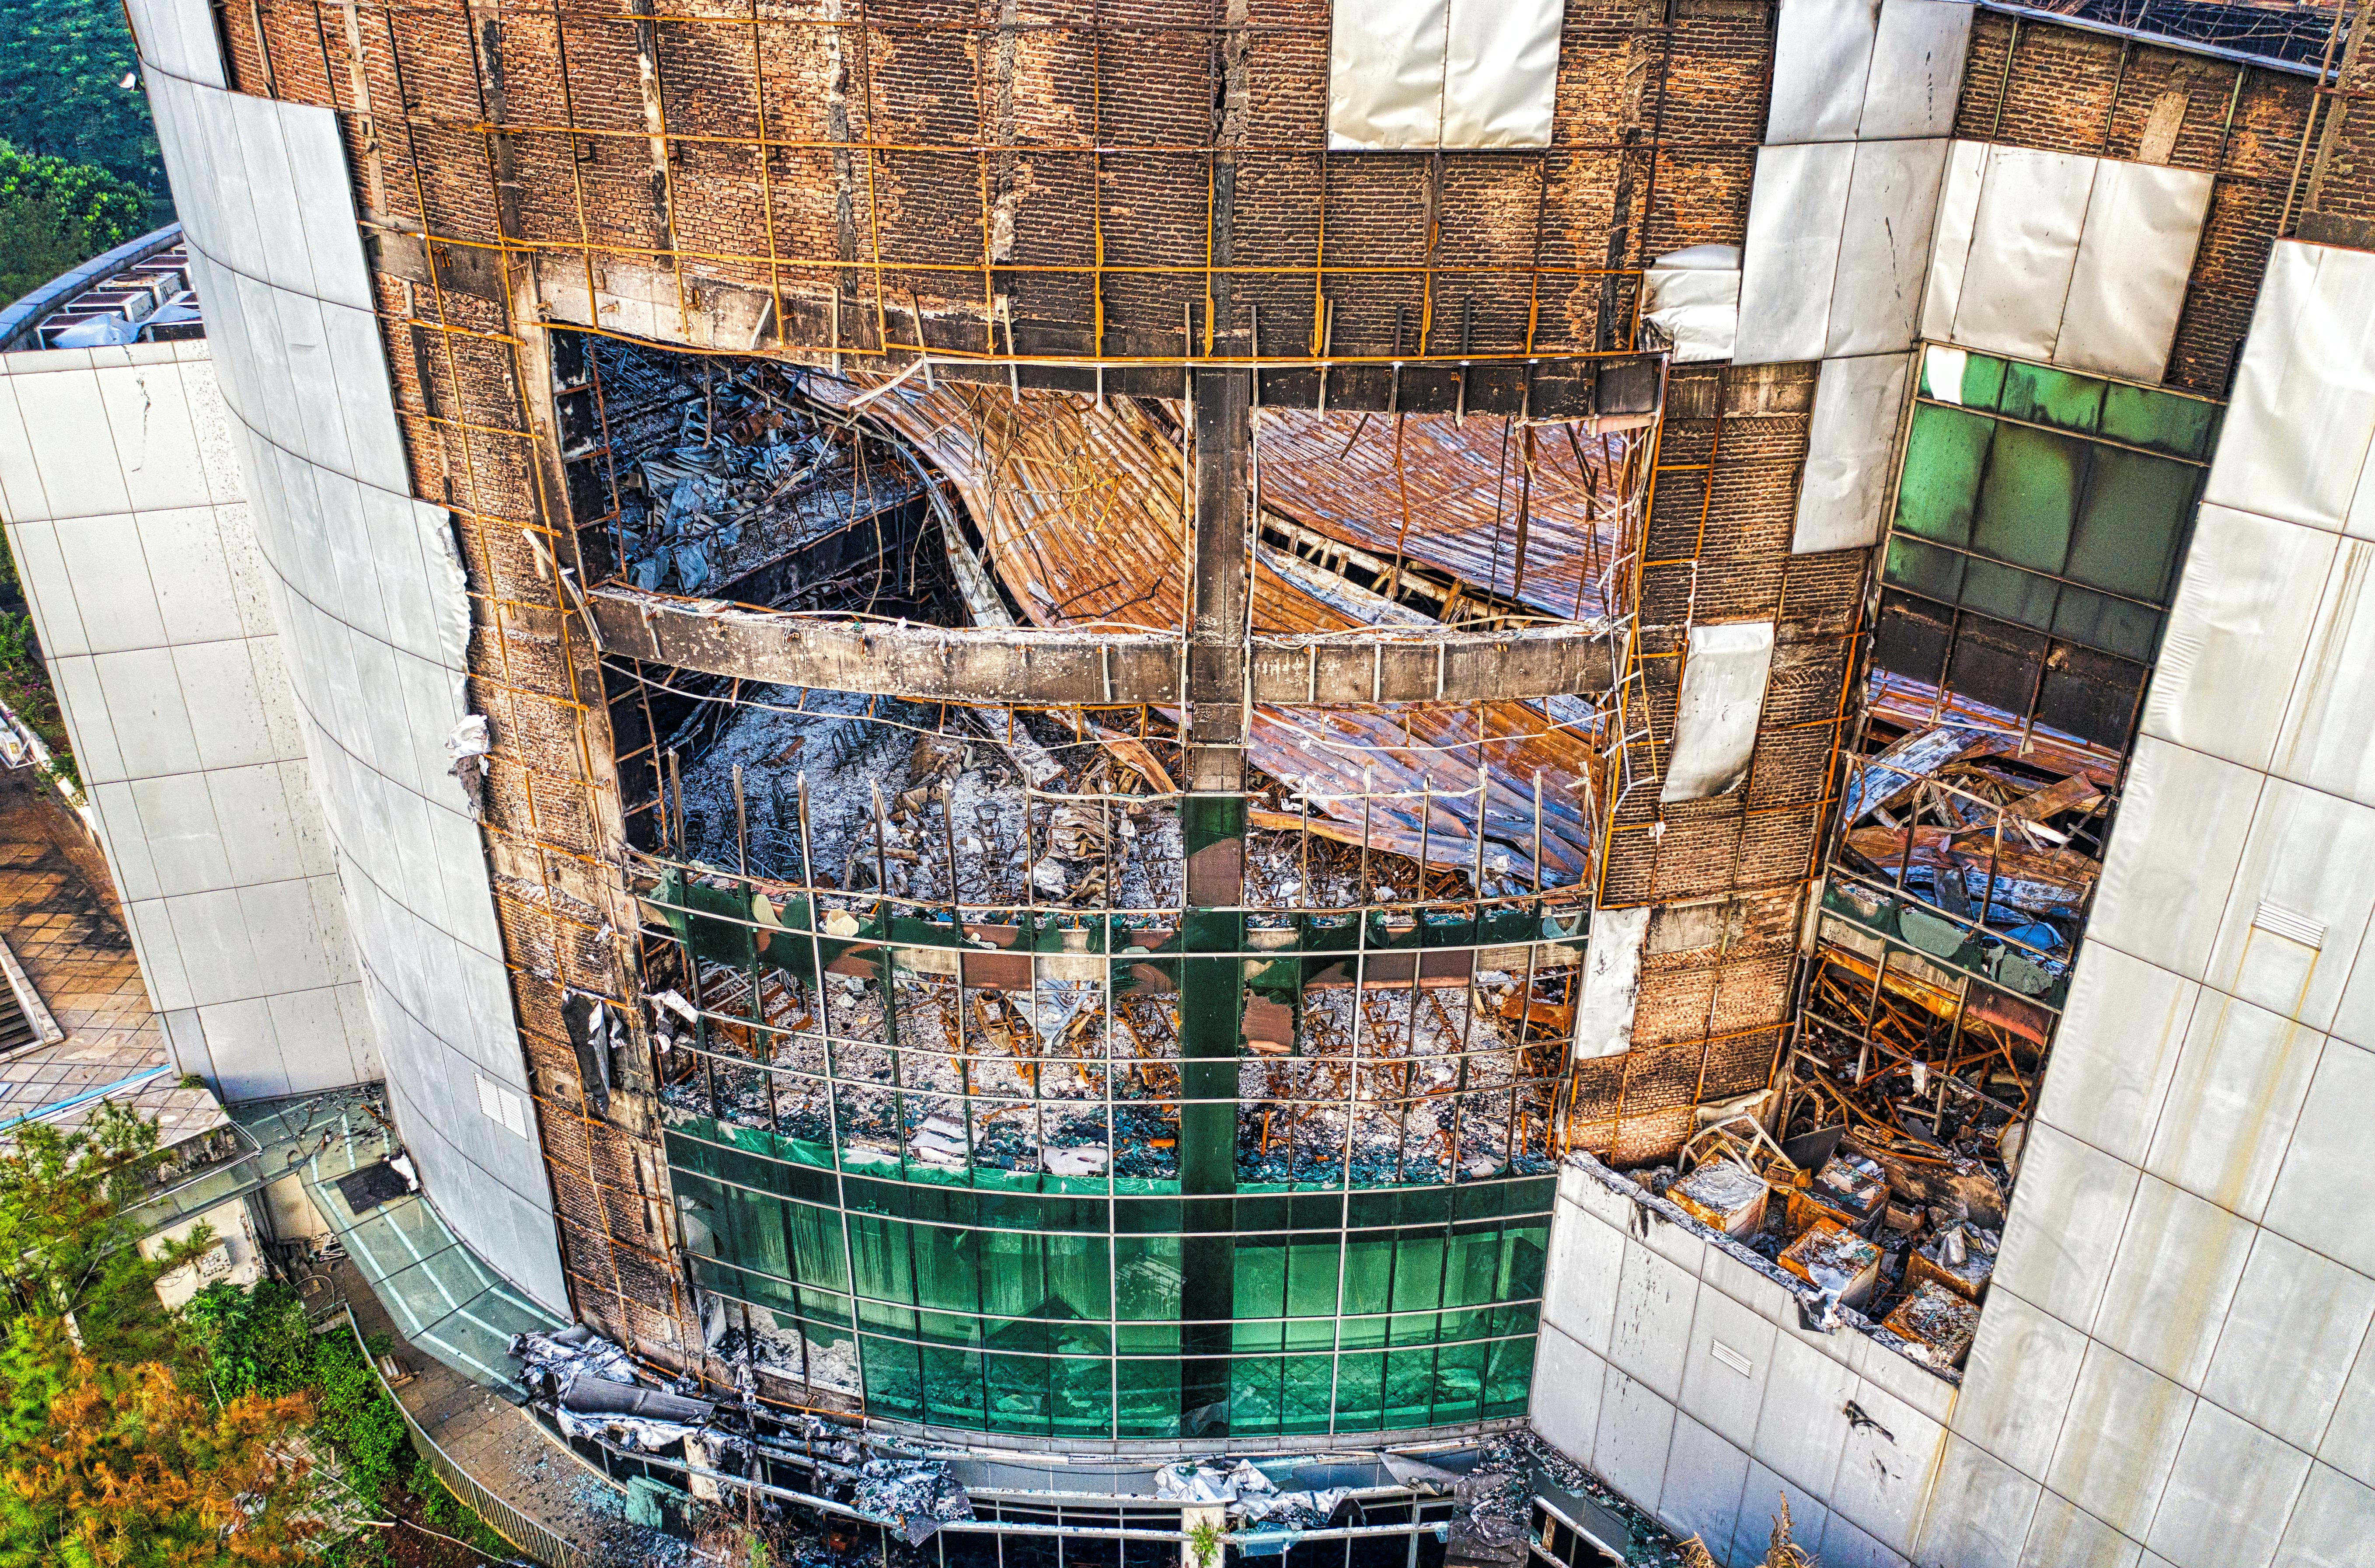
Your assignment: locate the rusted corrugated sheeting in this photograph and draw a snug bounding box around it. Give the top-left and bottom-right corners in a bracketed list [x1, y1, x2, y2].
[820, 379, 1602, 885]
[1255, 410, 1620, 621]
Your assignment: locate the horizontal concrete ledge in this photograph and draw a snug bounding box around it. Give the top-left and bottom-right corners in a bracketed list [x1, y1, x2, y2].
[585, 586, 1623, 707]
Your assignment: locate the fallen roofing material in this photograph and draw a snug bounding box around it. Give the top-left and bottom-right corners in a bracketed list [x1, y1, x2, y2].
[819, 380, 1611, 884]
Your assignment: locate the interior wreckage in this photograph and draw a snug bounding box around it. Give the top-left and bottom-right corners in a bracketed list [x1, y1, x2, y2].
[576, 334, 1631, 1199]
[564, 332, 2113, 1395]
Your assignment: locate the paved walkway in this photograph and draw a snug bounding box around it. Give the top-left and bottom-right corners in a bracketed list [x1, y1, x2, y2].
[0, 774, 217, 1141]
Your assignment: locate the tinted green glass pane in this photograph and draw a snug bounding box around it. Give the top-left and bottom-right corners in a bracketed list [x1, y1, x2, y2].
[785, 1198, 847, 1292]
[1431, 1341, 1485, 1425]
[1960, 559, 2060, 631]
[1895, 405, 1993, 547]
[847, 1213, 914, 1304]
[1117, 1358, 1182, 1438]
[917, 1309, 981, 1347]
[1884, 537, 1966, 602]
[984, 1349, 1052, 1435]
[1234, 1316, 1285, 1352]
[1342, 1233, 1395, 1316]
[1287, 1239, 1343, 1317]
[1500, 1223, 1548, 1300]
[2101, 381, 2220, 459]
[1918, 346, 2005, 408]
[1384, 1349, 1436, 1429]
[2053, 588, 2163, 663]
[1484, 1335, 1537, 1415]
[2067, 446, 2194, 601]
[1282, 1354, 1334, 1433]
[1050, 1355, 1113, 1438]
[1390, 1233, 1446, 1314]
[1333, 1352, 1386, 1430]
[1972, 425, 2083, 572]
[1045, 1233, 1112, 1321]
[922, 1346, 987, 1426]
[1231, 1356, 1284, 1435]
[1998, 361, 2106, 432]
[1285, 1316, 1335, 1351]
[1441, 1226, 1503, 1309]
[1235, 1237, 1289, 1319]
[1339, 1314, 1388, 1350]
[1390, 1310, 1440, 1347]
[1115, 1236, 1182, 1319]
[860, 1335, 923, 1421]
[914, 1223, 982, 1315]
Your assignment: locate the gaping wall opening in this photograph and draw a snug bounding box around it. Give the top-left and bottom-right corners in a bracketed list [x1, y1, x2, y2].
[548, 330, 1648, 1439]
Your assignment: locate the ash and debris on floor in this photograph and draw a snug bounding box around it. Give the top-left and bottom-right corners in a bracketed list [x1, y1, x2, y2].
[591, 338, 921, 597]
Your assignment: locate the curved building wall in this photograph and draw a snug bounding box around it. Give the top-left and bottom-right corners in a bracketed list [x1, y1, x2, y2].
[129, 8, 568, 1312]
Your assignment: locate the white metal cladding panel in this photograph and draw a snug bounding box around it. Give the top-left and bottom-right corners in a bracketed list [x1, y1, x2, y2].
[1735, 142, 1855, 366]
[153, 71, 564, 1312]
[1826, 138, 1949, 358]
[1792, 351, 1912, 554]
[2203, 240, 2375, 536]
[1858, 0, 1974, 140]
[1327, 0, 1447, 150]
[1573, 904, 1650, 1059]
[1765, 0, 1878, 143]
[122, 0, 224, 88]
[2054, 161, 2215, 382]
[1660, 620, 1777, 802]
[1765, 0, 1971, 144]
[1329, 0, 1564, 150]
[1442, 0, 1565, 148]
[1948, 146, 2097, 363]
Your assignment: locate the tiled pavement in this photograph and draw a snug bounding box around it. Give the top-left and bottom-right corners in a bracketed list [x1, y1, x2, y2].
[0, 776, 220, 1143]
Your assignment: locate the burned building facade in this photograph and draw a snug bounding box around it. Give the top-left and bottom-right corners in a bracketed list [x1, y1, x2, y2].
[5, 0, 2375, 1561]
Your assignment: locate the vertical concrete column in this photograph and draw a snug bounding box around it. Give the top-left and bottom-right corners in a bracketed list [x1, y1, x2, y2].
[1178, 364, 1251, 1433]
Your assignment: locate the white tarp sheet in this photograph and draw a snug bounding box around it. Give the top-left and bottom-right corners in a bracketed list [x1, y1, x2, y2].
[1661, 620, 1777, 802]
[1573, 905, 1651, 1059]
[1328, 0, 1564, 150]
[1923, 142, 2210, 381]
[1860, 0, 1975, 140]
[1948, 146, 2096, 362]
[1827, 137, 1950, 356]
[1793, 352, 1912, 554]
[1766, 0, 1877, 143]
[1735, 141, 1854, 364]
[1766, 0, 1972, 143]
[1643, 245, 1741, 362]
[2055, 160, 2215, 380]
[2201, 240, 2375, 535]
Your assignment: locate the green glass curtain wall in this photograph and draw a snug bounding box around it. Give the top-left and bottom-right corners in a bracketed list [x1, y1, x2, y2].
[668, 1124, 1548, 1440]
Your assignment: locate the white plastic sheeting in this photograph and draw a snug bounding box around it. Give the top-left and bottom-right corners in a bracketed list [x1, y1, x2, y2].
[1924, 143, 2212, 381]
[2058, 162, 2217, 379]
[1642, 245, 1741, 363]
[2201, 240, 2375, 537]
[1793, 352, 1912, 554]
[1735, 139, 1946, 364]
[1736, 143, 1853, 364]
[1660, 620, 1777, 802]
[1573, 905, 1650, 1060]
[1328, 0, 1565, 150]
[1765, 0, 1972, 144]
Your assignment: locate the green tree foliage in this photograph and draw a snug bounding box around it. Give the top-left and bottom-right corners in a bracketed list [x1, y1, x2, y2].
[0, 0, 164, 198]
[184, 1281, 411, 1510]
[0, 141, 153, 309]
[0, 1104, 324, 1565]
